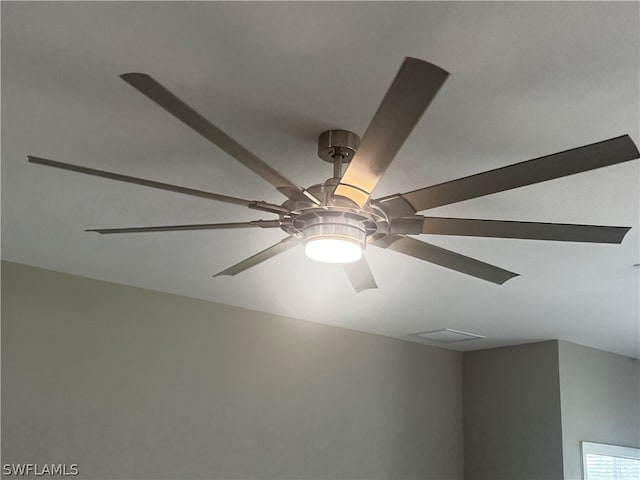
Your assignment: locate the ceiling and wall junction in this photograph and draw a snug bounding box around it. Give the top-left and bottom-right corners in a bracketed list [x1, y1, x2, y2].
[2, 2, 638, 356]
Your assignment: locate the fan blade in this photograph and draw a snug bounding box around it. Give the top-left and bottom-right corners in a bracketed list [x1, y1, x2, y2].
[213, 236, 298, 277]
[86, 220, 280, 234]
[120, 73, 318, 203]
[377, 135, 639, 214]
[27, 156, 287, 214]
[334, 58, 449, 207]
[372, 235, 518, 284]
[342, 256, 377, 292]
[390, 216, 631, 244]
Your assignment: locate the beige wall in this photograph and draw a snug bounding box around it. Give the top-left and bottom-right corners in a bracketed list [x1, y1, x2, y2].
[463, 340, 640, 480]
[1, 261, 463, 479]
[463, 341, 565, 480]
[558, 341, 640, 480]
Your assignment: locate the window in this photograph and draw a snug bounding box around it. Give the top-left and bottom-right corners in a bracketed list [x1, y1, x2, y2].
[582, 441, 640, 480]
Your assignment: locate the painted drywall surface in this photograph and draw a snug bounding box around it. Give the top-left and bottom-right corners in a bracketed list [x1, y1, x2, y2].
[558, 341, 640, 480]
[463, 341, 564, 480]
[1, 261, 463, 479]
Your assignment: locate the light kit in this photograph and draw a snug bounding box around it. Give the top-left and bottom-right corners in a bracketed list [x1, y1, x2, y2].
[302, 216, 366, 264]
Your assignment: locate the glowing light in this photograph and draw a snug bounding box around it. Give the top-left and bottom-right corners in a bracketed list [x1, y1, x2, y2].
[304, 237, 362, 264]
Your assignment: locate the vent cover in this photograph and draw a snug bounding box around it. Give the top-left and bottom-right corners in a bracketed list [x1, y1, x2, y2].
[413, 328, 485, 344]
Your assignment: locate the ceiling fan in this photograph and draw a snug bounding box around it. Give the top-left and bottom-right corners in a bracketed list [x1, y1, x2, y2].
[28, 57, 640, 292]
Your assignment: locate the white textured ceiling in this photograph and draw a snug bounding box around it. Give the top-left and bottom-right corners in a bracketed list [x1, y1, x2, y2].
[2, 2, 639, 356]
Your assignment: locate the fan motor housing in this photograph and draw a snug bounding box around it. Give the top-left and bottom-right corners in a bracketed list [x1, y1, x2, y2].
[278, 178, 389, 241]
[317, 130, 360, 163]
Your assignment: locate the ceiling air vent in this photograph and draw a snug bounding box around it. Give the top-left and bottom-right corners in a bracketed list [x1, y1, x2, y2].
[413, 328, 485, 344]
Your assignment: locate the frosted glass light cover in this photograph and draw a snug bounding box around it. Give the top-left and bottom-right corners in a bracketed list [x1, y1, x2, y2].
[304, 238, 362, 264]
